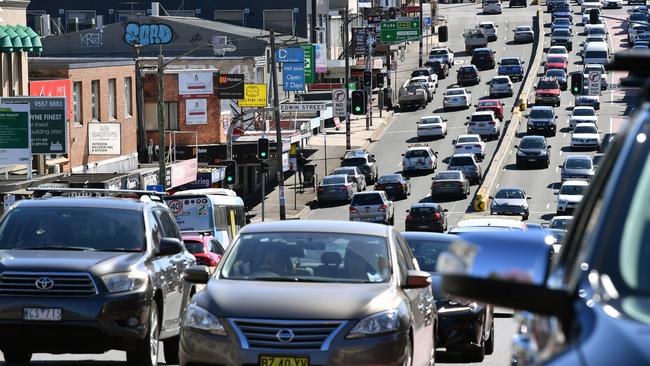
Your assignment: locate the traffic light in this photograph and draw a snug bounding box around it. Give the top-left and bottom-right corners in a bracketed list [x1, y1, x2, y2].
[363, 71, 372, 88]
[570, 72, 583, 95]
[351, 90, 366, 115]
[589, 8, 599, 25]
[438, 25, 448, 43]
[257, 137, 269, 160]
[224, 160, 236, 185]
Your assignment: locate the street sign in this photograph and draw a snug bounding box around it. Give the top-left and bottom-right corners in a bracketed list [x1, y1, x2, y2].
[216, 74, 245, 99]
[238, 84, 268, 107]
[380, 18, 421, 44]
[275, 47, 305, 63]
[332, 89, 347, 117]
[302, 44, 315, 83]
[283, 63, 305, 91]
[0, 97, 67, 154]
[588, 71, 601, 96]
[279, 103, 326, 112]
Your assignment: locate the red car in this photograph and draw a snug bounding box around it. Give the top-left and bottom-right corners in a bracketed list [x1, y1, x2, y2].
[182, 233, 224, 267]
[534, 77, 561, 106]
[475, 99, 505, 121]
[545, 56, 568, 71]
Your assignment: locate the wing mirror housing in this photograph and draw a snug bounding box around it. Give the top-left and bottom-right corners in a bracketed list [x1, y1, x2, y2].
[184, 265, 210, 284]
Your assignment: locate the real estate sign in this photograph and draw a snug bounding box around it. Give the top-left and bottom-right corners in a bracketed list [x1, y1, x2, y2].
[0, 103, 30, 165]
[0, 97, 68, 154]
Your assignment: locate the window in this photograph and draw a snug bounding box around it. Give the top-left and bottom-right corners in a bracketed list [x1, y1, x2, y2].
[263, 9, 294, 34]
[144, 102, 178, 130]
[73, 81, 82, 124]
[108, 78, 116, 120]
[214, 10, 244, 26]
[91, 80, 99, 120]
[124, 77, 132, 116]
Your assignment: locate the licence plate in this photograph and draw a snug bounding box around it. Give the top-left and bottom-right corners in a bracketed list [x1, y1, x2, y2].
[528, 158, 537, 162]
[480, 123, 486, 127]
[23, 308, 62, 321]
[260, 356, 309, 366]
[464, 146, 472, 149]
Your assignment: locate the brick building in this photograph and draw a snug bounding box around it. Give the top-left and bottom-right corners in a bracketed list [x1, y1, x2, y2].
[28, 58, 139, 173]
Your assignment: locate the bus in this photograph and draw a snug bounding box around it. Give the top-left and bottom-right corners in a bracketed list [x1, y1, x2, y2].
[164, 188, 246, 248]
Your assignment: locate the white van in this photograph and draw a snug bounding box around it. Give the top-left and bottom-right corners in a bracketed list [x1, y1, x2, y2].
[583, 42, 609, 65]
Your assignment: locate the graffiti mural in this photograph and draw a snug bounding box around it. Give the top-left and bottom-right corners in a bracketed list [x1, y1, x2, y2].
[124, 22, 173, 46]
[80, 31, 103, 47]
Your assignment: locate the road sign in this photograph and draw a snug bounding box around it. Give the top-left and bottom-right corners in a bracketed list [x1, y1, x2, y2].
[380, 18, 421, 44]
[302, 44, 315, 83]
[275, 47, 304, 63]
[332, 89, 347, 117]
[279, 103, 326, 112]
[588, 71, 601, 96]
[238, 84, 268, 107]
[0, 97, 67, 154]
[283, 63, 305, 91]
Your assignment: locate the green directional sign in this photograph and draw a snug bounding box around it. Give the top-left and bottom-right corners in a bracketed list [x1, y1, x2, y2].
[380, 19, 421, 44]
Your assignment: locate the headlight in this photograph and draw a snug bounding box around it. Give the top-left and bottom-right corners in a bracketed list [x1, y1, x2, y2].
[347, 310, 400, 339]
[539, 149, 548, 155]
[183, 304, 227, 336]
[517, 150, 526, 156]
[101, 271, 148, 293]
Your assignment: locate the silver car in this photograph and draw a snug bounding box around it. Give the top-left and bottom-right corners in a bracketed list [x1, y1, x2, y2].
[513, 25, 534, 43]
[349, 191, 395, 225]
[489, 76, 514, 97]
[317, 174, 357, 203]
[559, 155, 595, 182]
[332, 166, 367, 191]
[489, 187, 531, 220]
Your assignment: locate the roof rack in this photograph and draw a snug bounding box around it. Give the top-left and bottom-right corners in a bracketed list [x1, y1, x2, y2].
[27, 188, 168, 201]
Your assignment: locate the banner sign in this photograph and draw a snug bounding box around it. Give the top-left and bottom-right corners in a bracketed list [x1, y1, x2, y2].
[88, 122, 121, 155]
[0, 97, 68, 154]
[179, 71, 213, 95]
[302, 44, 315, 83]
[0, 104, 30, 165]
[283, 63, 305, 91]
[238, 84, 268, 107]
[29, 79, 72, 121]
[216, 73, 245, 99]
[275, 47, 305, 63]
[185, 99, 208, 125]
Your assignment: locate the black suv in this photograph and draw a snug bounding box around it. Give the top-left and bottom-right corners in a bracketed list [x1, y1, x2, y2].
[340, 149, 379, 183]
[457, 65, 481, 86]
[471, 48, 496, 70]
[0, 189, 196, 365]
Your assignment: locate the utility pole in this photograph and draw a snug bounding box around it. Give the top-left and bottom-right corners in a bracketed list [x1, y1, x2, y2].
[157, 52, 166, 190]
[365, 35, 372, 131]
[270, 30, 287, 220]
[419, 0, 424, 67]
[132, 44, 147, 163]
[344, 5, 351, 150]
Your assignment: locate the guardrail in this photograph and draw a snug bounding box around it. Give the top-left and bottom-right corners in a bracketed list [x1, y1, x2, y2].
[472, 8, 545, 213]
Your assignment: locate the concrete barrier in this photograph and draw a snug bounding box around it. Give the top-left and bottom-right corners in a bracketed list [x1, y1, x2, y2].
[469, 9, 545, 214]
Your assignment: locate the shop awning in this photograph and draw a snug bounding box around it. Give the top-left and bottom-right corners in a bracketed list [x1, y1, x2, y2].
[0, 25, 42, 53]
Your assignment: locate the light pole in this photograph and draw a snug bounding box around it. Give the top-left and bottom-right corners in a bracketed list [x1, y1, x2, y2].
[419, 0, 425, 67]
[344, 5, 351, 150]
[269, 30, 287, 220]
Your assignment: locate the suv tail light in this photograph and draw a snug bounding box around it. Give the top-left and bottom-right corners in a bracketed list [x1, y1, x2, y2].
[349, 207, 358, 213]
[317, 187, 324, 192]
[378, 204, 388, 211]
[434, 212, 442, 221]
[474, 144, 482, 148]
[406, 214, 414, 221]
[341, 186, 349, 191]
[489, 121, 496, 125]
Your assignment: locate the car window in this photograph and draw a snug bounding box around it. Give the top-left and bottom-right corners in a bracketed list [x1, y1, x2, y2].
[472, 114, 494, 121]
[322, 176, 346, 185]
[342, 157, 367, 167]
[573, 108, 595, 116]
[351, 194, 383, 206]
[155, 209, 182, 239]
[574, 125, 598, 133]
[495, 189, 525, 199]
[478, 101, 497, 107]
[560, 184, 586, 195]
[501, 58, 519, 65]
[406, 239, 453, 272]
[550, 218, 571, 230]
[585, 51, 608, 59]
[436, 171, 462, 180]
[184, 240, 205, 254]
[220, 232, 391, 283]
[553, 30, 571, 37]
[447, 89, 465, 95]
[530, 108, 554, 118]
[547, 70, 566, 78]
[458, 68, 476, 75]
[520, 138, 546, 149]
[210, 239, 225, 255]
[0, 207, 146, 252]
[538, 80, 560, 89]
[458, 136, 480, 143]
[420, 117, 442, 124]
[450, 156, 475, 166]
[378, 175, 402, 183]
[516, 26, 531, 32]
[492, 78, 509, 84]
[405, 149, 430, 158]
[566, 158, 593, 169]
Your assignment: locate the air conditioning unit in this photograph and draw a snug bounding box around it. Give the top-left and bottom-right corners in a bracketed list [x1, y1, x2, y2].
[151, 2, 160, 16]
[39, 14, 51, 37]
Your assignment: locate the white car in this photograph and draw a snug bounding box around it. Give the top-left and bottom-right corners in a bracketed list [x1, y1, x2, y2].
[581, 0, 602, 12]
[571, 122, 601, 149]
[417, 116, 448, 139]
[483, 0, 503, 14]
[410, 76, 437, 99]
[586, 23, 607, 37]
[581, 35, 608, 53]
[479, 21, 498, 41]
[569, 106, 598, 129]
[466, 110, 501, 140]
[556, 180, 589, 214]
[547, 46, 569, 62]
[575, 94, 600, 110]
[548, 215, 573, 230]
[453, 134, 486, 160]
[443, 88, 472, 110]
[489, 75, 514, 97]
[582, 9, 602, 25]
[402, 146, 438, 173]
[429, 47, 454, 66]
[602, 0, 623, 8]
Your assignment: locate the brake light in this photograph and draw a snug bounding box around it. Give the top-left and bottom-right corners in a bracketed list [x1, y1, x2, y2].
[434, 213, 442, 220]
[489, 121, 496, 125]
[378, 204, 388, 211]
[317, 187, 324, 192]
[474, 144, 482, 148]
[341, 186, 349, 191]
[406, 214, 414, 220]
[349, 207, 358, 213]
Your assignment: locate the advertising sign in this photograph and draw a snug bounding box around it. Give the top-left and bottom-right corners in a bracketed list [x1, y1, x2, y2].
[169, 158, 198, 188]
[275, 47, 305, 63]
[216, 73, 245, 99]
[353, 27, 369, 56]
[238, 84, 268, 107]
[179, 71, 213, 95]
[0, 104, 30, 166]
[0, 97, 68, 154]
[283, 63, 305, 91]
[314, 44, 327, 73]
[166, 194, 210, 231]
[29, 79, 72, 121]
[88, 122, 121, 155]
[185, 99, 208, 125]
[332, 89, 347, 117]
[302, 44, 315, 83]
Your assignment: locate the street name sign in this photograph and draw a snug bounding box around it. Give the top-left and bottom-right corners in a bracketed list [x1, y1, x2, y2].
[380, 18, 421, 44]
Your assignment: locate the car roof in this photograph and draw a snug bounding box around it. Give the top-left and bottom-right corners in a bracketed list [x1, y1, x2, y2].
[562, 180, 590, 186]
[496, 186, 524, 192]
[531, 105, 554, 110]
[565, 154, 592, 160]
[456, 218, 526, 229]
[451, 153, 475, 158]
[421, 115, 442, 119]
[406, 146, 431, 151]
[15, 197, 146, 211]
[401, 231, 456, 243]
[324, 174, 349, 179]
[240, 220, 391, 237]
[521, 135, 546, 140]
[473, 110, 495, 115]
[478, 99, 500, 104]
[447, 87, 467, 92]
[575, 122, 597, 127]
[410, 202, 442, 209]
[473, 47, 493, 52]
[458, 134, 481, 138]
[551, 215, 573, 221]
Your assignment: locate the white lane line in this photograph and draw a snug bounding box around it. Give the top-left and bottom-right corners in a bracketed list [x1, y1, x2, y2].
[382, 130, 415, 135]
[496, 184, 500, 190]
[609, 117, 613, 134]
[555, 166, 559, 173]
[563, 133, 567, 138]
[546, 203, 550, 209]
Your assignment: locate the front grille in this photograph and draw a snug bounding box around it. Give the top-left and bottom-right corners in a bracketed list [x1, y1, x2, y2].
[0, 272, 98, 297]
[229, 318, 346, 351]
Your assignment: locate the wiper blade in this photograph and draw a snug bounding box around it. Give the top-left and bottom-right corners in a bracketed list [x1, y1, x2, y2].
[19, 246, 96, 251]
[96, 248, 141, 252]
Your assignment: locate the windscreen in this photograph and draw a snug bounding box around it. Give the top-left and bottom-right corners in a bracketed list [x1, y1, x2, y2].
[560, 184, 586, 195]
[520, 138, 546, 149]
[495, 189, 525, 199]
[574, 125, 597, 133]
[566, 158, 593, 169]
[530, 108, 554, 118]
[406, 239, 453, 272]
[378, 175, 401, 183]
[573, 108, 595, 116]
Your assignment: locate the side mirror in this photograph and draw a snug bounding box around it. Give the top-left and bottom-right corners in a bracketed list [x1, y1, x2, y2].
[547, 144, 552, 148]
[183, 265, 210, 284]
[444, 208, 449, 212]
[555, 116, 559, 118]
[521, 60, 526, 64]
[464, 122, 469, 125]
[527, 196, 532, 200]
[558, 165, 563, 169]
[452, 139, 457, 144]
[405, 209, 410, 213]
[514, 144, 519, 148]
[158, 237, 183, 256]
[435, 151, 439, 155]
[403, 270, 432, 289]
[488, 196, 494, 199]
[444, 119, 449, 122]
[466, 116, 470, 119]
[401, 153, 405, 156]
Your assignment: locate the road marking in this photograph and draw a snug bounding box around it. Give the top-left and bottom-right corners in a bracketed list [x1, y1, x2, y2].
[509, 150, 513, 155]
[546, 203, 550, 209]
[563, 133, 567, 138]
[559, 150, 563, 156]
[496, 184, 500, 190]
[556, 166, 559, 172]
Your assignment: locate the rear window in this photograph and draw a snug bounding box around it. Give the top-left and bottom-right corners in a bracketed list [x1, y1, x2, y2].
[585, 51, 608, 59]
[471, 114, 494, 122]
[516, 26, 531, 32]
[538, 79, 559, 89]
[501, 58, 519, 65]
[351, 194, 383, 206]
[322, 176, 346, 185]
[449, 156, 475, 166]
[378, 175, 402, 183]
[412, 70, 429, 77]
[430, 49, 447, 56]
[406, 239, 452, 272]
[410, 207, 439, 216]
[405, 149, 429, 158]
[184, 240, 205, 254]
[436, 171, 462, 180]
[492, 77, 509, 84]
[342, 157, 367, 167]
[458, 68, 476, 75]
[447, 89, 465, 96]
[478, 101, 497, 107]
[546, 69, 566, 78]
[566, 158, 593, 169]
[458, 136, 480, 143]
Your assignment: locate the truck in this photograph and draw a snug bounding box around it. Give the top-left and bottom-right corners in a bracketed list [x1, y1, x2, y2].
[464, 28, 488, 53]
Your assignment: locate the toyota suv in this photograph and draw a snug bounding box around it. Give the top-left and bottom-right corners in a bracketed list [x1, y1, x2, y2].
[341, 149, 379, 184]
[526, 105, 558, 136]
[0, 188, 196, 366]
[551, 28, 573, 51]
[466, 111, 501, 140]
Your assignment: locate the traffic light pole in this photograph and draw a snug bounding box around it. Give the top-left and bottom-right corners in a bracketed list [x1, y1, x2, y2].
[344, 5, 351, 150]
[419, 0, 424, 67]
[261, 162, 265, 222]
[270, 30, 287, 220]
[365, 36, 373, 131]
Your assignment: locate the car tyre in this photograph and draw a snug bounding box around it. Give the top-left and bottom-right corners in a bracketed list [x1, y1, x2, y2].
[485, 321, 495, 355]
[403, 333, 413, 366]
[127, 302, 160, 366]
[467, 341, 486, 362]
[3, 350, 32, 364]
[163, 335, 180, 365]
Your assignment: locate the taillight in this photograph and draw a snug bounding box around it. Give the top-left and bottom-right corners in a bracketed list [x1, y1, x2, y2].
[474, 144, 482, 148]
[434, 213, 442, 220]
[341, 186, 349, 191]
[489, 121, 496, 125]
[349, 207, 358, 213]
[457, 182, 464, 187]
[378, 204, 388, 211]
[317, 187, 324, 192]
[402, 184, 407, 189]
[406, 214, 414, 220]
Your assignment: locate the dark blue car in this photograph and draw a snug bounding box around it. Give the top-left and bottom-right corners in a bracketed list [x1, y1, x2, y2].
[497, 57, 525, 81]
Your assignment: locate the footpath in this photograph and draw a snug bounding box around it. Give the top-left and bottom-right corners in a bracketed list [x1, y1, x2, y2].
[247, 41, 424, 222]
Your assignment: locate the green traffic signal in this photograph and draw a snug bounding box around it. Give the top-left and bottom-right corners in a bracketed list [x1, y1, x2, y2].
[227, 176, 233, 182]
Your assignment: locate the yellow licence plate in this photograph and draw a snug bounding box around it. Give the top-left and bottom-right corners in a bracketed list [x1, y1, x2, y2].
[259, 356, 309, 366]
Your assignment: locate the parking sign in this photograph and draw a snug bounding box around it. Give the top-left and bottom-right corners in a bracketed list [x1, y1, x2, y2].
[332, 89, 347, 117]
